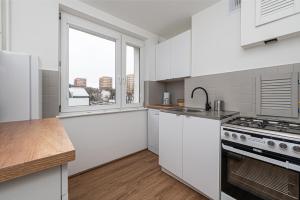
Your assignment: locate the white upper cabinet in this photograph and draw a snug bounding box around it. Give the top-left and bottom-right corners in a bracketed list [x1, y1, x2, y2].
[156, 40, 171, 80]
[241, 0, 300, 47]
[171, 30, 191, 79]
[156, 30, 191, 80]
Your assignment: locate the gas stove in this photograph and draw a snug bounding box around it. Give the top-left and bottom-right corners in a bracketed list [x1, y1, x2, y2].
[226, 116, 300, 135]
[221, 117, 300, 200]
[222, 116, 300, 159]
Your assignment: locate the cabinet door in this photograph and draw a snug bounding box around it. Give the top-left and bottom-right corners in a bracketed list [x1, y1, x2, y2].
[0, 166, 62, 200]
[148, 109, 159, 155]
[241, 0, 300, 47]
[153, 112, 159, 155]
[159, 112, 183, 178]
[156, 40, 171, 80]
[183, 116, 221, 200]
[171, 30, 191, 79]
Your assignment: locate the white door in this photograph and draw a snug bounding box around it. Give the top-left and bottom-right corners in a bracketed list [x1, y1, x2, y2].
[159, 112, 183, 178]
[156, 40, 171, 80]
[148, 109, 159, 155]
[171, 30, 191, 79]
[182, 116, 221, 200]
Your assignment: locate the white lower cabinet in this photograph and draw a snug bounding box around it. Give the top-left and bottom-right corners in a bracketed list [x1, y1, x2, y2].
[148, 109, 159, 155]
[159, 112, 221, 200]
[0, 165, 68, 200]
[182, 116, 221, 200]
[159, 112, 183, 178]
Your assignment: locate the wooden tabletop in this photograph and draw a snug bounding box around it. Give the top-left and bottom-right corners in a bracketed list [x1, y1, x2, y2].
[0, 118, 75, 183]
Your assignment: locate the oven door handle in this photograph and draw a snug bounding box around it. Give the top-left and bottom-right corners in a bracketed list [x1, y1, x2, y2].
[222, 144, 300, 172]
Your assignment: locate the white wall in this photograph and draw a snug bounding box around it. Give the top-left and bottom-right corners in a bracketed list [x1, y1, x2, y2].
[60, 110, 147, 175]
[144, 38, 158, 81]
[9, 0, 59, 70]
[60, 0, 158, 40]
[192, 0, 300, 77]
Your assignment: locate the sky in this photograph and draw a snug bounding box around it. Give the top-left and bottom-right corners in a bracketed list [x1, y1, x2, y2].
[69, 28, 135, 88]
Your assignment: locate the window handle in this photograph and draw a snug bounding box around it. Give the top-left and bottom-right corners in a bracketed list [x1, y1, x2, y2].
[118, 76, 122, 84]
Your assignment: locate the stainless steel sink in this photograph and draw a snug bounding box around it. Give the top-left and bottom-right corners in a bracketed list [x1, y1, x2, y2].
[184, 108, 204, 112]
[169, 107, 205, 113]
[162, 107, 239, 120]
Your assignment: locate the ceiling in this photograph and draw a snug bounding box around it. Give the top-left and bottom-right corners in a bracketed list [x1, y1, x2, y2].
[80, 0, 220, 39]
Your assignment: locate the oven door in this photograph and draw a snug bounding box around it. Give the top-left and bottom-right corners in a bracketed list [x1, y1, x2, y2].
[222, 140, 300, 200]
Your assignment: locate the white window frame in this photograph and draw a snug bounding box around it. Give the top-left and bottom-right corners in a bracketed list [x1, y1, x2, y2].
[0, 0, 2, 49]
[122, 35, 144, 108]
[60, 13, 144, 113]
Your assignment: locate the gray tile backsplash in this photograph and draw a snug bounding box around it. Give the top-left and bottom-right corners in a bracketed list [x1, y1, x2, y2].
[166, 80, 184, 104]
[42, 70, 59, 118]
[144, 81, 166, 105]
[185, 64, 300, 122]
[145, 80, 184, 105]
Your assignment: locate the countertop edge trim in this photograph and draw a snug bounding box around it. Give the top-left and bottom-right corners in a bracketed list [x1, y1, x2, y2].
[0, 150, 75, 183]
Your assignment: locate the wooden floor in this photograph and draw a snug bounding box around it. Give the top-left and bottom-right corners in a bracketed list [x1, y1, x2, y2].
[69, 150, 208, 200]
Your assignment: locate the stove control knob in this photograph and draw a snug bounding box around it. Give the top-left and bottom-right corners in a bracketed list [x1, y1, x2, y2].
[293, 146, 300, 153]
[232, 133, 238, 139]
[240, 135, 246, 141]
[224, 132, 230, 137]
[267, 141, 275, 147]
[279, 143, 288, 150]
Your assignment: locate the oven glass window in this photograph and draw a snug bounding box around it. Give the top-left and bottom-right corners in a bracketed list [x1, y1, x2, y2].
[227, 154, 299, 200]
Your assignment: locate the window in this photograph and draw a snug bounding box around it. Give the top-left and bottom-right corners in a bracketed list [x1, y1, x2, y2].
[68, 28, 116, 107]
[126, 45, 139, 104]
[122, 36, 144, 107]
[60, 13, 144, 112]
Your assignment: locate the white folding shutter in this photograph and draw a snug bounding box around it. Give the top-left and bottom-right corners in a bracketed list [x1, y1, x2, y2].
[256, 72, 299, 118]
[256, 0, 300, 26]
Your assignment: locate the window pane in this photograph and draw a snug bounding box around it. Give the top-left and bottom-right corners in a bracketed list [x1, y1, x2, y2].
[126, 45, 140, 104]
[68, 28, 116, 107]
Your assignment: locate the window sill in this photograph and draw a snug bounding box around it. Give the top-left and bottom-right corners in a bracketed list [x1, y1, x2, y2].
[57, 107, 148, 119]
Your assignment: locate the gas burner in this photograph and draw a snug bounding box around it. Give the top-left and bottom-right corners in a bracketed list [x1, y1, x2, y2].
[226, 117, 300, 135]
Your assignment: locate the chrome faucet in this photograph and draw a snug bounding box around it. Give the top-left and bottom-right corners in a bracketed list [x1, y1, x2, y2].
[191, 87, 211, 111]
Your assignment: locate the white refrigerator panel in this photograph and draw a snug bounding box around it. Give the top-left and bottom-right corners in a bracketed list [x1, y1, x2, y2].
[30, 56, 42, 120]
[0, 51, 31, 122]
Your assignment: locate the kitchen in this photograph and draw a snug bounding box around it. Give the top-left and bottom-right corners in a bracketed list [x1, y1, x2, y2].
[0, 0, 300, 200]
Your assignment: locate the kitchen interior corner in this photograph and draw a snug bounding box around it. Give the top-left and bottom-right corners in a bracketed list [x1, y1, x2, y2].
[1, 0, 300, 200]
